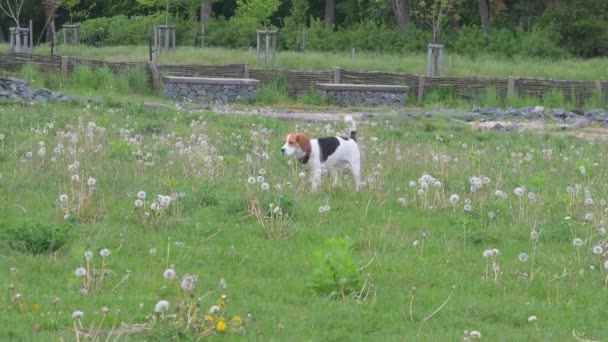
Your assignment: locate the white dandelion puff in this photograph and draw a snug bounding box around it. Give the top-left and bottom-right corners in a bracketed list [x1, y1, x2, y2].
[593, 245, 604, 255]
[573, 238, 583, 247]
[72, 311, 84, 320]
[154, 300, 169, 313]
[163, 268, 177, 280]
[75, 267, 87, 277]
[137, 191, 146, 199]
[99, 248, 111, 258]
[449, 194, 460, 205]
[518, 252, 529, 262]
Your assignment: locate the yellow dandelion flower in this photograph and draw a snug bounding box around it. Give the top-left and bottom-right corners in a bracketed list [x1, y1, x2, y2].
[216, 319, 227, 332]
[231, 315, 243, 326]
[204, 314, 214, 322]
[32, 304, 40, 312]
[218, 299, 226, 308]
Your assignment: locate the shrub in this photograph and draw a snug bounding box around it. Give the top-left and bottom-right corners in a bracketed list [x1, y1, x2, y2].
[540, 2, 608, 58]
[0, 218, 73, 255]
[308, 237, 362, 298]
[453, 26, 487, 58]
[487, 28, 520, 58]
[72, 15, 193, 47]
[205, 17, 258, 49]
[518, 25, 567, 60]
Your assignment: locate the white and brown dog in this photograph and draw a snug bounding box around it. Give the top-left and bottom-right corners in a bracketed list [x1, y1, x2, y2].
[281, 115, 361, 192]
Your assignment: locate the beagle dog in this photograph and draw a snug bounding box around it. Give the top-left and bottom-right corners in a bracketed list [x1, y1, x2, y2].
[281, 115, 361, 192]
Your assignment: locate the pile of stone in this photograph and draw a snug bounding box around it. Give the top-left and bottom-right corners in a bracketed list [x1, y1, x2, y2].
[0, 77, 69, 103]
[470, 105, 608, 130]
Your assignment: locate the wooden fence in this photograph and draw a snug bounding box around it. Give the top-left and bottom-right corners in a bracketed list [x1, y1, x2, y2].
[0, 53, 605, 106]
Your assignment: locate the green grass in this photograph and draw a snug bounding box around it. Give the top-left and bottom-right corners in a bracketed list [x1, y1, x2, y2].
[1, 100, 608, 340]
[26, 44, 608, 81]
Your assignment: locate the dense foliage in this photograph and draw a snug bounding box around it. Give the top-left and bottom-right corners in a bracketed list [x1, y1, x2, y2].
[1, 0, 607, 59]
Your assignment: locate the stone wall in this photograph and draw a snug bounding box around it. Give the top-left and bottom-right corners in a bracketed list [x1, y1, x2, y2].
[163, 76, 259, 104]
[316, 83, 408, 107]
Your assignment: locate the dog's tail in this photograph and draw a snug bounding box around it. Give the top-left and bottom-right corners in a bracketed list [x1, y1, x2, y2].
[344, 115, 357, 142]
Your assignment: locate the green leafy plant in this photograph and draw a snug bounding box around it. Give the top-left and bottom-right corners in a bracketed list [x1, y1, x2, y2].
[0, 218, 73, 255]
[308, 237, 362, 298]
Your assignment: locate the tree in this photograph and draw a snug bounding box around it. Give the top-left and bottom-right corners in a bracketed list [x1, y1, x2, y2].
[235, 0, 280, 27]
[42, 0, 60, 44]
[324, 0, 334, 28]
[392, 0, 411, 29]
[477, 0, 491, 35]
[0, 0, 25, 27]
[413, 0, 457, 43]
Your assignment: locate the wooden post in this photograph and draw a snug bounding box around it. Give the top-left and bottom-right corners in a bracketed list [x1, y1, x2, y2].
[201, 24, 205, 48]
[60, 56, 69, 77]
[507, 76, 516, 98]
[164, 26, 169, 55]
[595, 80, 604, 105]
[153, 27, 157, 62]
[417, 75, 426, 103]
[438, 46, 444, 77]
[244, 62, 249, 79]
[29, 20, 33, 53]
[271, 32, 276, 67]
[256, 31, 260, 67]
[172, 27, 176, 54]
[333, 67, 341, 84]
[148, 61, 160, 91]
[265, 31, 270, 65]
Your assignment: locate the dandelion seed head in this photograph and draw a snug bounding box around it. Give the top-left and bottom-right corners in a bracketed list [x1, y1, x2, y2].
[154, 300, 169, 313]
[137, 191, 146, 199]
[134, 199, 143, 208]
[593, 245, 604, 255]
[449, 194, 460, 205]
[87, 177, 96, 187]
[75, 267, 87, 277]
[482, 249, 494, 259]
[59, 194, 68, 203]
[518, 252, 529, 262]
[163, 268, 177, 280]
[84, 250, 93, 260]
[528, 315, 537, 323]
[573, 238, 584, 247]
[72, 310, 84, 320]
[100, 248, 110, 258]
[247, 177, 256, 184]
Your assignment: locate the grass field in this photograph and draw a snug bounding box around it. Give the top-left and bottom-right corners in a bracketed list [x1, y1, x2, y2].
[24, 44, 608, 81]
[1, 99, 608, 341]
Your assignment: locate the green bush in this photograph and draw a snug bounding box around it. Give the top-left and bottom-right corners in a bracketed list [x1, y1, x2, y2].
[540, 2, 608, 58]
[308, 237, 362, 298]
[487, 28, 520, 58]
[205, 17, 258, 48]
[0, 218, 73, 255]
[71, 14, 193, 47]
[453, 26, 487, 58]
[518, 25, 567, 60]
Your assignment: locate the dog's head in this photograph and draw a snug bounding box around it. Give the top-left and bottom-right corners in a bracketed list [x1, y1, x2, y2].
[281, 133, 310, 156]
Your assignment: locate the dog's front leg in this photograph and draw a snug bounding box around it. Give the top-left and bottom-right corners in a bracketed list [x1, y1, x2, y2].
[311, 167, 322, 193]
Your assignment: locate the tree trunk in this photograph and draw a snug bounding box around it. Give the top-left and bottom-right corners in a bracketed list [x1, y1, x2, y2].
[392, 0, 411, 29]
[477, 0, 491, 35]
[324, 0, 335, 29]
[43, 0, 58, 44]
[200, 1, 212, 24]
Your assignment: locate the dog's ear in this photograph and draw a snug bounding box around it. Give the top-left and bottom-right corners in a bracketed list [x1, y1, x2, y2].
[294, 133, 311, 152]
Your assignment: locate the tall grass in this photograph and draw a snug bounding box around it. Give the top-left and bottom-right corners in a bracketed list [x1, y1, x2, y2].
[28, 44, 608, 81]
